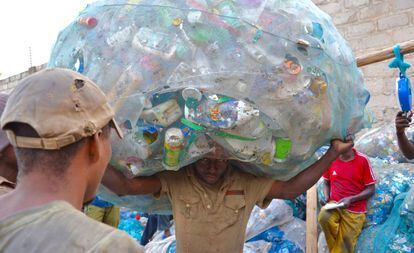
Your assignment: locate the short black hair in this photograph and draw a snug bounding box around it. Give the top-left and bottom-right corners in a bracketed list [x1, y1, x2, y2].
[5, 122, 111, 178]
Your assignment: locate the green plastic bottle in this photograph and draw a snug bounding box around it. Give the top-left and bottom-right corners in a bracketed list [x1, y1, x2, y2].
[274, 138, 292, 162]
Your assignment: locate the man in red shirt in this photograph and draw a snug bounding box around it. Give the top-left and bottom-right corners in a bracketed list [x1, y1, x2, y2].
[318, 147, 376, 253]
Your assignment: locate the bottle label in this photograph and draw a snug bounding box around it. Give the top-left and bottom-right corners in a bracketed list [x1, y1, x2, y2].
[164, 143, 183, 167]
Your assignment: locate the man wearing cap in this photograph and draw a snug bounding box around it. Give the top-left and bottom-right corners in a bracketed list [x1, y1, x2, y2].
[0, 93, 18, 196]
[103, 139, 354, 253]
[0, 68, 143, 253]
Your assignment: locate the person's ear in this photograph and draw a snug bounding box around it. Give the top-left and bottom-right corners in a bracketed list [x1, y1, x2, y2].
[88, 130, 103, 163]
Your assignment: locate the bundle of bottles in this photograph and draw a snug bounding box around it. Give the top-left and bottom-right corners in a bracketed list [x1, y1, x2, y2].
[49, 0, 370, 211]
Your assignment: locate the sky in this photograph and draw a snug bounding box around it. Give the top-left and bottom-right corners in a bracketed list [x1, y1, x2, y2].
[0, 1, 93, 78]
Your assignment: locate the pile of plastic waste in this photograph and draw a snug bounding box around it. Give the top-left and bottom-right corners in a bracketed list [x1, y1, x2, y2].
[356, 188, 414, 253]
[355, 124, 414, 163]
[118, 208, 146, 241]
[49, 0, 369, 186]
[144, 199, 306, 253]
[354, 158, 414, 253]
[364, 159, 414, 227]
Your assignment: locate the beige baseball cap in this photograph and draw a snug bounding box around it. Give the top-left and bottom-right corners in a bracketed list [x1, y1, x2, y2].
[1, 68, 123, 150]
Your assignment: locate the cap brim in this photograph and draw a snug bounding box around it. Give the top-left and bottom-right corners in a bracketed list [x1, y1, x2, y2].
[111, 119, 124, 139]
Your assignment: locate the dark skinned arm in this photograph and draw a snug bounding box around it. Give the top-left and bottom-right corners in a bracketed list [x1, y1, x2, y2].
[266, 139, 354, 200]
[338, 184, 375, 208]
[102, 165, 161, 196]
[396, 111, 414, 159]
[320, 179, 330, 205]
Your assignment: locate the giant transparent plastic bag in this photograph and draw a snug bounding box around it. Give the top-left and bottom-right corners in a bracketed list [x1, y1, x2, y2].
[48, 0, 370, 211]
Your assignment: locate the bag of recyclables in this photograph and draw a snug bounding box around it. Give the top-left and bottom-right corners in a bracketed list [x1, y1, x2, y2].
[48, 0, 370, 211]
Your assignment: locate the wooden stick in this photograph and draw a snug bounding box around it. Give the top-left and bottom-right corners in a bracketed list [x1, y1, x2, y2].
[356, 40, 414, 67]
[306, 184, 318, 253]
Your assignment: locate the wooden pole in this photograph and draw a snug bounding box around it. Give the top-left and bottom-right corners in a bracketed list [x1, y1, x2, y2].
[356, 40, 414, 67]
[306, 184, 318, 253]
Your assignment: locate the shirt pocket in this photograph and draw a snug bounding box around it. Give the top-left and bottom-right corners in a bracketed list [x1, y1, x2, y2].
[177, 195, 201, 219]
[215, 195, 246, 232]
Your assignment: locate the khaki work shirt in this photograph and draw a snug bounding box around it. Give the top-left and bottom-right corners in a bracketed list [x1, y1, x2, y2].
[0, 176, 15, 196]
[156, 167, 274, 253]
[0, 201, 143, 253]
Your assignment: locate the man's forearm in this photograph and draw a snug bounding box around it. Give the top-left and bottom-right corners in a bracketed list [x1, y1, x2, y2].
[283, 149, 338, 198]
[322, 180, 330, 201]
[126, 176, 162, 195]
[347, 185, 375, 203]
[102, 166, 161, 195]
[397, 132, 414, 159]
[102, 166, 130, 195]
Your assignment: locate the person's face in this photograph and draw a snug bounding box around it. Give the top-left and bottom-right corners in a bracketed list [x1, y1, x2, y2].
[340, 148, 354, 160]
[194, 158, 229, 185]
[84, 128, 112, 204]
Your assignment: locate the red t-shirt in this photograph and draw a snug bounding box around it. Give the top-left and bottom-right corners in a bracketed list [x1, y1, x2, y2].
[322, 149, 376, 213]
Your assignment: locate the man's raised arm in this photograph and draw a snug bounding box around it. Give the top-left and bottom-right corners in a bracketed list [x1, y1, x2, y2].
[266, 139, 353, 200]
[395, 111, 414, 159]
[102, 166, 162, 196]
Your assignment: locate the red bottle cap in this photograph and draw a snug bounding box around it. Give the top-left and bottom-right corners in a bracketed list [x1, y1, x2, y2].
[78, 17, 97, 28]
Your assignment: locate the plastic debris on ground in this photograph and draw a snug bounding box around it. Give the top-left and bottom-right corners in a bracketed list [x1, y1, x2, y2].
[48, 0, 370, 212]
[356, 191, 414, 253]
[118, 208, 145, 241]
[364, 159, 414, 227]
[144, 225, 177, 253]
[144, 200, 306, 252]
